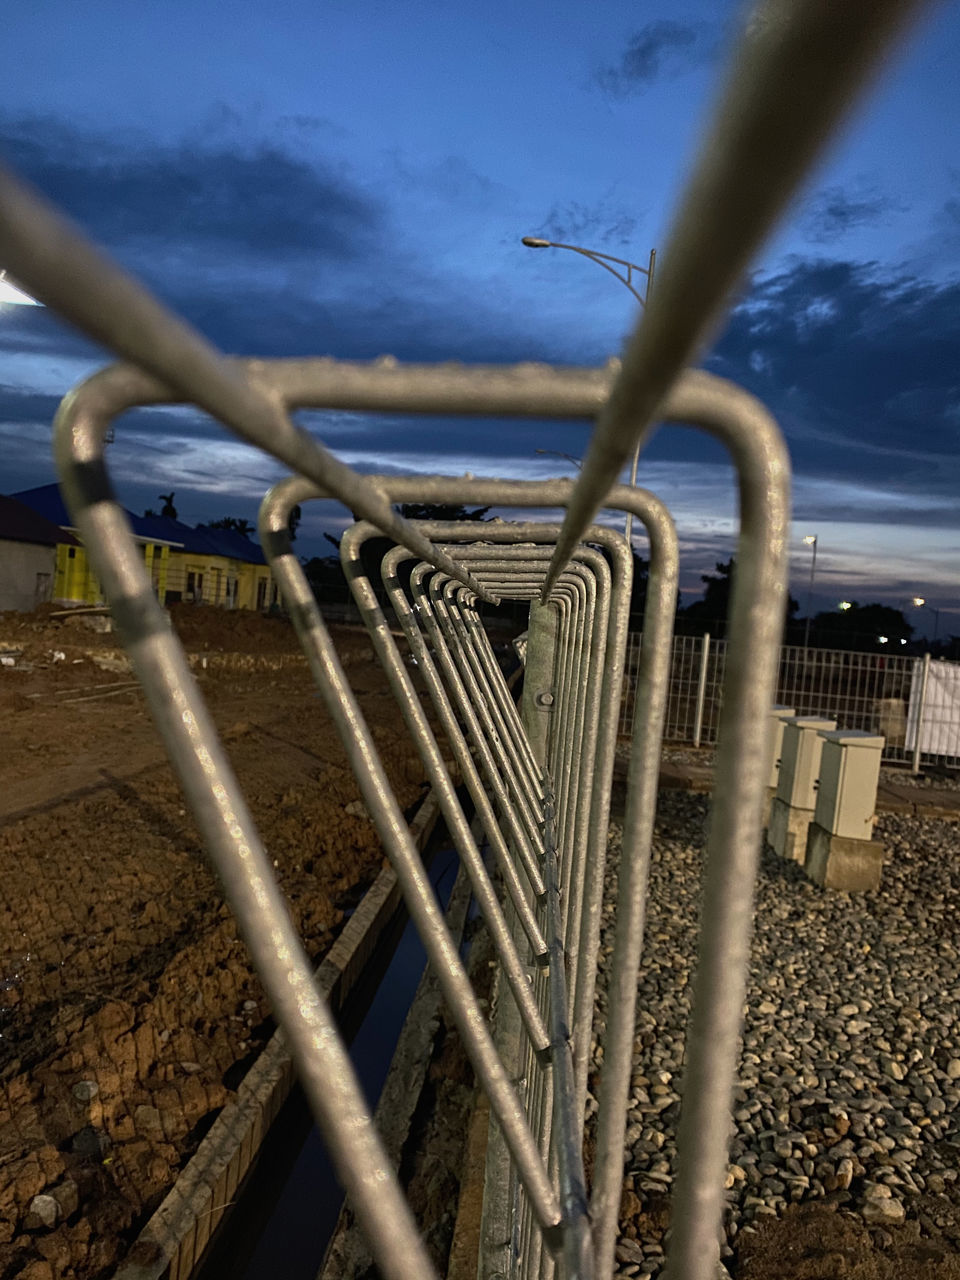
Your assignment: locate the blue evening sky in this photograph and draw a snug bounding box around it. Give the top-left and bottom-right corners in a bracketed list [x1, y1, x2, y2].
[1, 0, 958, 631]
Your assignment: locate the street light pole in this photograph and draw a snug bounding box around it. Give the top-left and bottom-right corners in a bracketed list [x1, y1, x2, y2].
[522, 236, 656, 546]
[802, 534, 818, 650]
[535, 447, 582, 471]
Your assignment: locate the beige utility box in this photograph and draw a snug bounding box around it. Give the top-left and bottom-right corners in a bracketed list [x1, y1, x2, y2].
[776, 717, 837, 810]
[767, 705, 796, 789]
[813, 729, 885, 840]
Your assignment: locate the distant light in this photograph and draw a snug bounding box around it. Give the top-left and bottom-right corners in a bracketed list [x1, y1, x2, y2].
[912, 596, 925, 607]
[838, 601, 852, 611]
[900, 638, 907, 645]
[522, 236, 552, 248]
[802, 534, 817, 545]
[0, 270, 41, 306]
[878, 635, 889, 644]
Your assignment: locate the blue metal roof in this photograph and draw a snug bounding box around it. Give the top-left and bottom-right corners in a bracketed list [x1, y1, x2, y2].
[11, 484, 267, 566]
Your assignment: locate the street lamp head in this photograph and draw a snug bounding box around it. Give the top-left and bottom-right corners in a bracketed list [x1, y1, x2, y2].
[878, 635, 889, 644]
[521, 237, 552, 248]
[802, 534, 817, 545]
[912, 596, 925, 608]
[838, 601, 852, 611]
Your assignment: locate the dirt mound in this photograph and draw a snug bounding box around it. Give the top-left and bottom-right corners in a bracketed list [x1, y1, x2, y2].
[0, 626, 428, 1280]
[735, 1197, 960, 1278]
[166, 603, 304, 654]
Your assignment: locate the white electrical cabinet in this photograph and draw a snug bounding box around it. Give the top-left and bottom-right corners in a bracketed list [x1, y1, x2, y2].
[813, 729, 885, 840]
[767, 705, 796, 789]
[776, 717, 837, 811]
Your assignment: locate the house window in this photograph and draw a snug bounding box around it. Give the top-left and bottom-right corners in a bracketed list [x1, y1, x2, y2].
[68, 547, 76, 559]
[186, 571, 204, 602]
[256, 578, 267, 611]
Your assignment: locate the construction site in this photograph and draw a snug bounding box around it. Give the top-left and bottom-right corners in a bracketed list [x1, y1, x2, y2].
[3, 4, 960, 1280]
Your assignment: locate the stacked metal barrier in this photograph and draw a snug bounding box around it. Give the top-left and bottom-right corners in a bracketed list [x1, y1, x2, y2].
[0, 4, 929, 1277]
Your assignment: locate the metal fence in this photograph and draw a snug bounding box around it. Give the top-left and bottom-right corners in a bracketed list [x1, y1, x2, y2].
[621, 636, 960, 771]
[0, 5, 931, 1279]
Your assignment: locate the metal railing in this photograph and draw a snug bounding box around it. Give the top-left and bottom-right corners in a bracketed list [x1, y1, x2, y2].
[0, 4, 931, 1278]
[622, 637, 960, 771]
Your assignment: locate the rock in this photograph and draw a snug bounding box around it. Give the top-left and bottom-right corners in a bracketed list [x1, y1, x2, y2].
[616, 1240, 645, 1265]
[836, 1158, 854, 1189]
[179, 1061, 202, 1074]
[50, 1180, 79, 1219]
[862, 1195, 906, 1226]
[72, 1080, 99, 1103]
[946, 1059, 960, 1080]
[24, 1194, 59, 1230]
[133, 1105, 163, 1138]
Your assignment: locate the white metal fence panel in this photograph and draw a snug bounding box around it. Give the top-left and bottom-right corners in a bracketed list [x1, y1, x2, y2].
[623, 637, 960, 771]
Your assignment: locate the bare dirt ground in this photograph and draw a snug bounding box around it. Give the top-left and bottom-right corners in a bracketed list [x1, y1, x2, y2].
[0, 606, 428, 1280]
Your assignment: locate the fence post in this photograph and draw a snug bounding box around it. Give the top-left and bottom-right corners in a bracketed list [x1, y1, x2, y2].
[911, 651, 932, 776]
[693, 631, 711, 747]
[521, 598, 559, 768]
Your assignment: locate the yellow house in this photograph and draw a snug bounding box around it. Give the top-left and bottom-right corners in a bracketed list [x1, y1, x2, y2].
[135, 516, 276, 609]
[53, 536, 181, 606]
[11, 487, 275, 611]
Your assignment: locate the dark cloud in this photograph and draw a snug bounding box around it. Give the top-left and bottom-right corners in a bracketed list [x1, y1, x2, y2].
[388, 152, 509, 209]
[533, 196, 641, 250]
[801, 183, 899, 244]
[1, 114, 382, 263]
[595, 20, 708, 95]
[709, 258, 960, 520]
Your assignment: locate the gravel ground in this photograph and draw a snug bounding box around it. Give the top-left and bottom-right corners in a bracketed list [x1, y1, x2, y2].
[625, 744, 960, 792]
[591, 792, 960, 1279]
[880, 765, 960, 792]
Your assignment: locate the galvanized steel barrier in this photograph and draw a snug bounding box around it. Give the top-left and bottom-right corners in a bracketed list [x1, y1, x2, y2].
[0, 4, 930, 1277]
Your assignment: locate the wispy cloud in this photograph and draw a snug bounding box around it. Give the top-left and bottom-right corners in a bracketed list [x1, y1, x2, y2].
[594, 20, 711, 96]
[801, 181, 900, 244]
[529, 193, 642, 250]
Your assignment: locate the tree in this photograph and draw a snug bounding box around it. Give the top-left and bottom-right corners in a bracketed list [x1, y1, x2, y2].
[201, 516, 253, 537]
[678, 556, 798, 639]
[287, 504, 302, 543]
[678, 558, 736, 636]
[143, 507, 158, 518]
[158, 492, 177, 518]
[628, 550, 649, 625]
[809, 602, 913, 652]
[395, 502, 491, 522]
